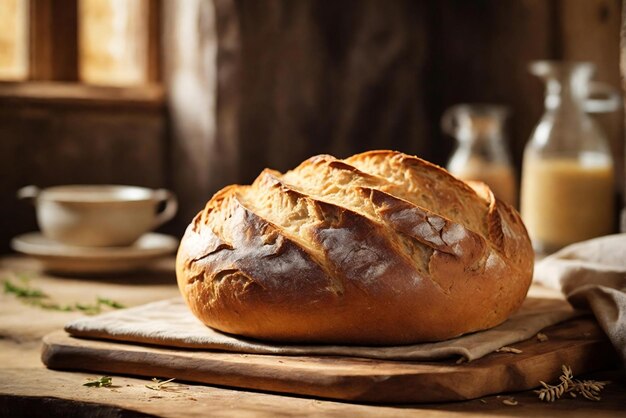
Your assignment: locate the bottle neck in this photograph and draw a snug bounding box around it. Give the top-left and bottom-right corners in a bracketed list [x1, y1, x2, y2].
[456, 133, 510, 164]
[544, 79, 587, 113]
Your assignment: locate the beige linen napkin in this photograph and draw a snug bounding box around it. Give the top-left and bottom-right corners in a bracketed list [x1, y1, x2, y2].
[65, 295, 576, 362]
[534, 233, 626, 369]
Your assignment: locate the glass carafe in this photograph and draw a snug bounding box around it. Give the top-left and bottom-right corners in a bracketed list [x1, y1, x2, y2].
[521, 61, 620, 253]
[442, 104, 517, 206]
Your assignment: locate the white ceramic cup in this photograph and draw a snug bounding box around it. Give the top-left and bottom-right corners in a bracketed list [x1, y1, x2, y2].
[17, 185, 178, 247]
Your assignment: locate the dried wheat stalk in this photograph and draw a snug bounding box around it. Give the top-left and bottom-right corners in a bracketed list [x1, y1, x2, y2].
[535, 365, 610, 402]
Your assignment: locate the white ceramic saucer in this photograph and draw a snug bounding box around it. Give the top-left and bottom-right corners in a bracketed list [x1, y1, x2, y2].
[11, 232, 179, 274]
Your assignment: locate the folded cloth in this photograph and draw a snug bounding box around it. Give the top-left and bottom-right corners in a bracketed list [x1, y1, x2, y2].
[65, 293, 576, 362]
[534, 234, 626, 369]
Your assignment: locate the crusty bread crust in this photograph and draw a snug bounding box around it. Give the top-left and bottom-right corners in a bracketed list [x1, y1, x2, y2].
[176, 150, 534, 344]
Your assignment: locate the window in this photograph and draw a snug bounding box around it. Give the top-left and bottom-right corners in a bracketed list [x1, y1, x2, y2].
[0, 0, 29, 80]
[0, 0, 159, 87]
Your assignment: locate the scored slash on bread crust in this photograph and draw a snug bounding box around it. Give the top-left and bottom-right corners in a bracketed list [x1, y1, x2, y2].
[176, 150, 534, 345]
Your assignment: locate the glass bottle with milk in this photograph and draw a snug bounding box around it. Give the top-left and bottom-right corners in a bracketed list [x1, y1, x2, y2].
[443, 104, 517, 206]
[521, 61, 620, 253]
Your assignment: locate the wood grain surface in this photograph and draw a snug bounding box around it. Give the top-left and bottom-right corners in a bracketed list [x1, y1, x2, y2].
[1, 256, 625, 417]
[41, 317, 618, 404]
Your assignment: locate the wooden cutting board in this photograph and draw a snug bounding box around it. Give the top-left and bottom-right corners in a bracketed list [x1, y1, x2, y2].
[41, 317, 618, 404]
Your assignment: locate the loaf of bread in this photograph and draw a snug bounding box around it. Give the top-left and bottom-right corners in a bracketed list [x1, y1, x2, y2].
[176, 150, 533, 345]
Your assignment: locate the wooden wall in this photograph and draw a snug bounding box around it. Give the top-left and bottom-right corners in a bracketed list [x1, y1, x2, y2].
[198, 0, 622, 189]
[162, 0, 623, 233]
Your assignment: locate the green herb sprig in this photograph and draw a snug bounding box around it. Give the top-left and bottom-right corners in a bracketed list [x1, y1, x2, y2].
[3, 279, 125, 315]
[4, 280, 46, 298]
[83, 376, 113, 388]
[97, 297, 125, 309]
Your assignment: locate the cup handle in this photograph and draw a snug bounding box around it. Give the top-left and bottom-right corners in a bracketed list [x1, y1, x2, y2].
[152, 189, 178, 229]
[585, 82, 622, 113]
[441, 106, 460, 136]
[17, 185, 40, 203]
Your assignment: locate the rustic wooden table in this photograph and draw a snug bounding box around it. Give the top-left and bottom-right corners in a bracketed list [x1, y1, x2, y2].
[0, 255, 624, 418]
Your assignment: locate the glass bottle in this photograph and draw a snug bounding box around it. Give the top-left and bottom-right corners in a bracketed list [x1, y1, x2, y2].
[442, 104, 517, 206]
[521, 61, 620, 253]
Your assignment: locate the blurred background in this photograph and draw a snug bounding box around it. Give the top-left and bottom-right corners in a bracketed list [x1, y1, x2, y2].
[0, 0, 623, 253]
